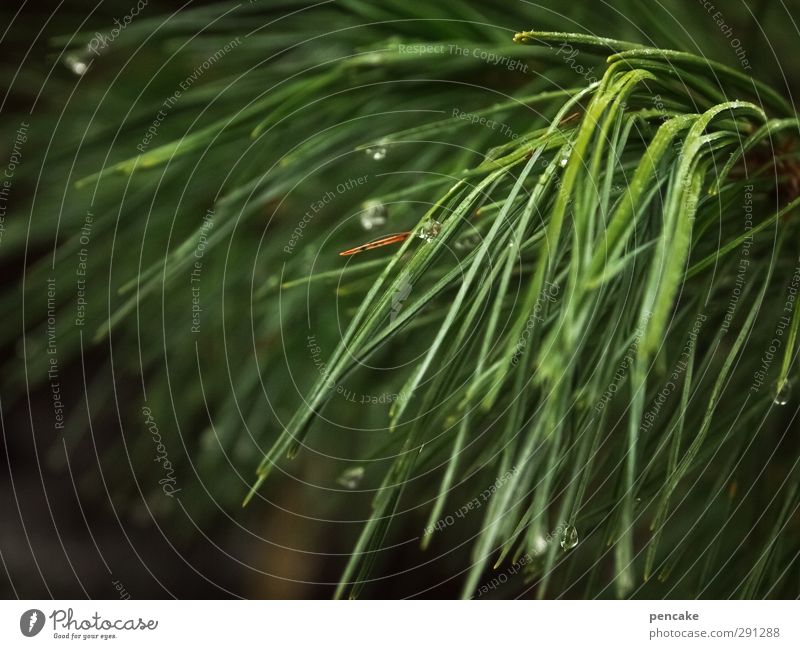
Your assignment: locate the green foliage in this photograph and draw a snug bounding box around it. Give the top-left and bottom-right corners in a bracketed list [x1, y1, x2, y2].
[4, 0, 800, 598]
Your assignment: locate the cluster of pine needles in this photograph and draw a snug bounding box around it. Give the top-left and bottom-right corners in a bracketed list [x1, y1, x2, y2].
[4, 1, 800, 598]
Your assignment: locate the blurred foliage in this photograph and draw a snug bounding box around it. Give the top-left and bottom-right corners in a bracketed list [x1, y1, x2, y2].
[1, 0, 800, 598]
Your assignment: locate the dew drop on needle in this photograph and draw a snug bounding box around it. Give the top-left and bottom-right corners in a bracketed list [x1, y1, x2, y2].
[772, 378, 792, 405]
[359, 200, 387, 231]
[417, 218, 442, 242]
[365, 146, 386, 161]
[337, 466, 365, 489]
[560, 525, 578, 551]
[559, 145, 573, 167]
[65, 55, 88, 75]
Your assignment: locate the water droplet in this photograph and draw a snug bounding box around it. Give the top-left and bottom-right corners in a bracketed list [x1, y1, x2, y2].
[560, 525, 578, 551]
[365, 146, 386, 161]
[337, 466, 365, 489]
[773, 378, 792, 405]
[559, 145, 573, 168]
[359, 200, 387, 231]
[416, 218, 442, 242]
[65, 55, 88, 75]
